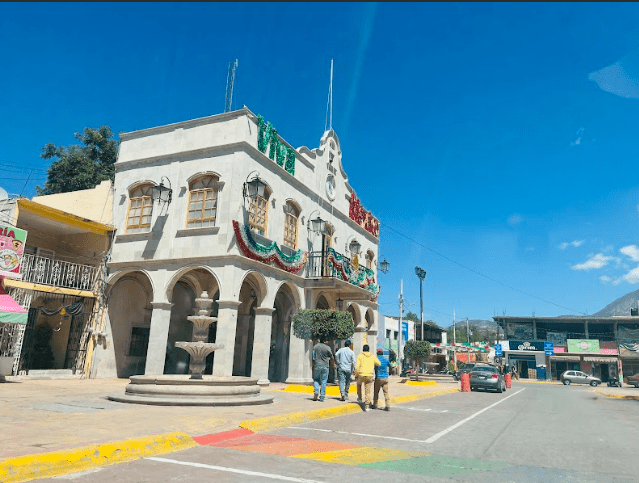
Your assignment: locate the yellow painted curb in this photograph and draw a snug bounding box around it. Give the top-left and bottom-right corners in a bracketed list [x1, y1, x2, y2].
[593, 389, 639, 400]
[283, 384, 356, 396]
[406, 380, 437, 386]
[241, 387, 460, 433]
[0, 432, 197, 483]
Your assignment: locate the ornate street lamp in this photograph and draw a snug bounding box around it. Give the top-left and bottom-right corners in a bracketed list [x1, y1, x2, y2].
[415, 266, 427, 342]
[379, 258, 390, 274]
[243, 171, 267, 200]
[349, 239, 361, 255]
[336, 295, 344, 311]
[151, 176, 173, 206]
[310, 215, 327, 236]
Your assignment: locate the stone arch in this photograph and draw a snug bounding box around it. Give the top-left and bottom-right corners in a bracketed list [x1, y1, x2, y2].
[365, 308, 375, 331]
[165, 265, 221, 304]
[269, 282, 299, 383]
[107, 268, 156, 301]
[348, 303, 363, 328]
[106, 269, 154, 378]
[315, 293, 330, 310]
[236, 270, 268, 307]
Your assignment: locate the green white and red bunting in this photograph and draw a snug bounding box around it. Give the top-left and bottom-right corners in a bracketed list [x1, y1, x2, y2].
[233, 220, 308, 274]
[434, 342, 493, 352]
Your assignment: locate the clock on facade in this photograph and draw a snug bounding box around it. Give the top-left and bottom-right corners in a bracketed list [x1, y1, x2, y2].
[325, 175, 336, 201]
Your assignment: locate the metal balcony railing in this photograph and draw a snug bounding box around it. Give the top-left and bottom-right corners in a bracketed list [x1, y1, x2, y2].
[306, 249, 376, 293]
[19, 254, 100, 292]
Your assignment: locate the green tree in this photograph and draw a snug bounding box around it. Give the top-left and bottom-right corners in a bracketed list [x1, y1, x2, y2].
[36, 126, 119, 195]
[292, 309, 355, 341]
[403, 340, 431, 374]
[404, 311, 419, 322]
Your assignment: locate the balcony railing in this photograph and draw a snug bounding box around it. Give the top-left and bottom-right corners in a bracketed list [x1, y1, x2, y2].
[306, 249, 377, 293]
[19, 254, 100, 292]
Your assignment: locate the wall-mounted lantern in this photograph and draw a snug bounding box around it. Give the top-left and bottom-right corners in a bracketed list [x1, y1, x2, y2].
[243, 171, 267, 200]
[379, 258, 390, 274]
[349, 240, 361, 255]
[336, 295, 344, 311]
[151, 176, 173, 206]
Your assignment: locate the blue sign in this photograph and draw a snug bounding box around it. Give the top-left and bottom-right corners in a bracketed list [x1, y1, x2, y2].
[495, 344, 502, 357]
[544, 341, 554, 356]
[402, 322, 408, 342]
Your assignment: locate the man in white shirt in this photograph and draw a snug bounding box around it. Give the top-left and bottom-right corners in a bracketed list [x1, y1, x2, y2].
[335, 340, 355, 401]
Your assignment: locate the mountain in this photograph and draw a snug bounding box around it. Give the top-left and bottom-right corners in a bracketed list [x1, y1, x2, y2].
[445, 319, 497, 330]
[593, 289, 639, 317]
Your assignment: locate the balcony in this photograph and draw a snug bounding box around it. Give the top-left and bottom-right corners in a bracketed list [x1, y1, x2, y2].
[306, 248, 378, 296]
[19, 254, 100, 293]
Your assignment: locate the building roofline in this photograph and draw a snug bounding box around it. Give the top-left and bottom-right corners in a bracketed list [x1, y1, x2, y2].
[493, 315, 639, 323]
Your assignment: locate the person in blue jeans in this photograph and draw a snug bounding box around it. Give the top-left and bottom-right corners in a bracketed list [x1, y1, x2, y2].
[335, 340, 356, 401]
[312, 338, 334, 402]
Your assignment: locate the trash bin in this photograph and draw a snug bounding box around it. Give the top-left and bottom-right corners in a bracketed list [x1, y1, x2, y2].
[536, 367, 546, 380]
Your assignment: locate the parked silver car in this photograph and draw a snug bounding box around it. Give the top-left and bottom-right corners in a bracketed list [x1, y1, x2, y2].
[470, 364, 506, 393]
[560, 370, 601, 386]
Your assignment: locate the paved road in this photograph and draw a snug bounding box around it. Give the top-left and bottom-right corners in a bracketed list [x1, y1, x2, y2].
[44, 383, 638, 482]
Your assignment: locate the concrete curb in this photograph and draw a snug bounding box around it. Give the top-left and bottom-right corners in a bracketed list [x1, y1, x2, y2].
[240, 387, 460, 433]
[593, 389, 639, 400]
[0, 432, 197, 483]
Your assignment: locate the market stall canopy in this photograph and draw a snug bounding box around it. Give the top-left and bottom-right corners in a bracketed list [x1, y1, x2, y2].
[0, 283, 27, 324]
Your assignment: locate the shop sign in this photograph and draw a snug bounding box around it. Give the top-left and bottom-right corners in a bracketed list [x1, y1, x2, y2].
[509, 340, 545, 351]
[0, 223, 28, 279]
[495, 344, 502, 357]
[567, 339, 600, 353]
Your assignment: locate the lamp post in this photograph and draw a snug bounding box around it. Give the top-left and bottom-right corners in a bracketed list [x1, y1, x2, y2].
[415, 266, 427, 344]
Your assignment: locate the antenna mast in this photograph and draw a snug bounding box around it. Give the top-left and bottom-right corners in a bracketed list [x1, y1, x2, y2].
[325, 59, 334, 132]
[224, 59, 238, 113]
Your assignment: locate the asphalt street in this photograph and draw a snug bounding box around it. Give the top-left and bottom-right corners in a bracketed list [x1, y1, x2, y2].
[42, 383, 639, 482]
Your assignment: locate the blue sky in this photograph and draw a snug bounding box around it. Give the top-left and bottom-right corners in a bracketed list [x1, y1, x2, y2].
[2, 3, 639, 326]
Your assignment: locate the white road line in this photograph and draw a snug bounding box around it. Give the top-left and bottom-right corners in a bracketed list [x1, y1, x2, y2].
[397, 407, 449, 413]
[287, 426, 427, 443]
[424, 388, 525, 444]
[146, 457, 323, 483]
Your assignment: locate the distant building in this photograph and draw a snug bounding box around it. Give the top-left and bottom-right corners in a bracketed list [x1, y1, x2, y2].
[494, 315, 639, 382]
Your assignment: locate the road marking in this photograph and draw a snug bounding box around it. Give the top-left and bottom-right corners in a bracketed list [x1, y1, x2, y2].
[146, 457, 324, 482]
[396, 407, 449, 413]
[288, 426, 428, 443]
[424, 388, 525, 444]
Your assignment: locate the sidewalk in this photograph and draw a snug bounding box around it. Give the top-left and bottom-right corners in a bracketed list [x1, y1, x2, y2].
[593, 385, 639, 400]
[0, 376, 459, 460]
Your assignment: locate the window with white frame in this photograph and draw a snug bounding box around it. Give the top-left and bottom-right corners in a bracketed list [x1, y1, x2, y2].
[186, 175, 218, 228]
[126, 184, 154, 233]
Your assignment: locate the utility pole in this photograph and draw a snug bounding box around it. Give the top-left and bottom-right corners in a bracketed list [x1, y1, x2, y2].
[398, 279, 404, 370]
[466, 317, 470, 344]
[453, 309, 457, 367]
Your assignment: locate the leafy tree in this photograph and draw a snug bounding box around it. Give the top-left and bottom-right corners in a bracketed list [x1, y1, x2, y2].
[292, 309, 355, 341]
[404, 311, 419, 323]
[36, 126, 119, 195]
[403, 340, 431, 372]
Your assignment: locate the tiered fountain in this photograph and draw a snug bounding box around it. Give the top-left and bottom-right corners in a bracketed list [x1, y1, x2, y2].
[109, 292, 273, 406]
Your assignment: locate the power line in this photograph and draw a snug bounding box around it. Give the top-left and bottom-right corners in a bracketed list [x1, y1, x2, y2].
[379, 221, 586, 316]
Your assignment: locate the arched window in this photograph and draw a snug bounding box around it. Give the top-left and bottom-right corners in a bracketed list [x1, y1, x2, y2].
[187, 175, 218, 228]
[283, 202, 299, 249]
[126, 184, 154, 233]
[248, 187, 270, 236]
[365, 250, 374, 270]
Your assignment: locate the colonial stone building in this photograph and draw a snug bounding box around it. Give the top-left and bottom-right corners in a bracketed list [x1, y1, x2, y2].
[94, 107, 381, 384]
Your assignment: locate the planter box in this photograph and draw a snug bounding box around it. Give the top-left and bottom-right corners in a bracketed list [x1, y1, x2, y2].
[0, 356, 14, 376]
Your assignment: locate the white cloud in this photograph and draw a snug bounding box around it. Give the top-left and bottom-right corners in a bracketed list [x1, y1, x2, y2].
[620, 245, 639, 262]
[571, 253, 617, 271]
[570, 127, 584, 146]
[600, 275, 612, 283]
[559, 240, 584, 250]
[508, 214, 521, 226]
[622, 267, 639, 284]
[588, 50, 639, 99]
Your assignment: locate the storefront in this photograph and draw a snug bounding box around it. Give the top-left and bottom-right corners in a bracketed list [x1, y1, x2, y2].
[550, 339, 619, 382]
[503, 340, 547, 379]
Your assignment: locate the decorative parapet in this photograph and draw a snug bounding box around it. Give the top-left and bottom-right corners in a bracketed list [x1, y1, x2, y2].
[326, 248, 379, 300]
[233, 221, 307, 274]
[349, 193, 379, 238]
[257, 115, 296, 176]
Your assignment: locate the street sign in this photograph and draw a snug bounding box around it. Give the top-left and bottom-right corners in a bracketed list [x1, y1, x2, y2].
[401, 321, 408, 342]
[544, 341, 554, 356]
[495, 344, 502, 357]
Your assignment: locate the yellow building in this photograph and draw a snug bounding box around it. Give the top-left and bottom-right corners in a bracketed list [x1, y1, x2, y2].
[0, 181, 114, 377]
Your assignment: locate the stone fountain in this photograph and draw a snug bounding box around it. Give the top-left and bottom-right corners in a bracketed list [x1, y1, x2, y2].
[108, 292, 273, 406]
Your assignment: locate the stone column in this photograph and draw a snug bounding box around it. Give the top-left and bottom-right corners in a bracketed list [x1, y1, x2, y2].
[286, 335, 313, 384]
[212, 300, 241, 377]
[367, 330, 378, 354]
[251, 306, 275, 386]
[144, 302, 174, 375]
[352, 327, 366, 357]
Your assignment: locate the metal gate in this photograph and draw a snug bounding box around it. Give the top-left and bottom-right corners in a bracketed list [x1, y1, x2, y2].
[64, 298, 96, 373]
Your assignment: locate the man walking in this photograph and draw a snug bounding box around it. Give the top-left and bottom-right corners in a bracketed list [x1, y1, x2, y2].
[372, 348, 391, 411]
[335, 340, 355, 401]
[312, 338, 334, 402]
[354, 344, 380, 411]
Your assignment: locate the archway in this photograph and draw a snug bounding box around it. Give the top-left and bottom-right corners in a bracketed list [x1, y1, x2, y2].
[233, 273, 265, 377]
[268, 284, 298, 382]
[106, 271, 153, 377]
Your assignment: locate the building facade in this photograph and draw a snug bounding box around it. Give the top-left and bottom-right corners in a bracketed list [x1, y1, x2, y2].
[494, 315, 639, 382]
[94, 108, 380, 384]
[0, 181, 113, 377]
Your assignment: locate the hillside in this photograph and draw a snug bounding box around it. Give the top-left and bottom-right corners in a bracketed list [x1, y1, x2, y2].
[594, 289, 639, 317]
